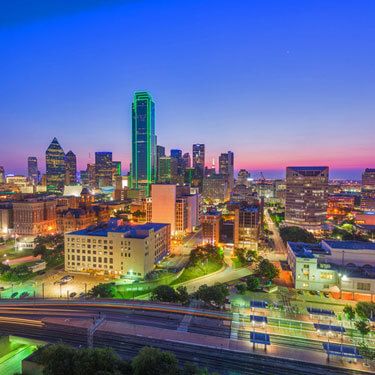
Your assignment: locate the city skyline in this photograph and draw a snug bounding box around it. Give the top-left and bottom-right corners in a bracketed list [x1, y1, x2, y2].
[1, 1, 375, 179]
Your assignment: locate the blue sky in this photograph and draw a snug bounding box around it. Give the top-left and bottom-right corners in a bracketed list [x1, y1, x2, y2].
[0, 0, 374, 179]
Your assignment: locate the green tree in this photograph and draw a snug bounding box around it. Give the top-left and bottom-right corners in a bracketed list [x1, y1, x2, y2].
[89, 283, 114, 298]
[40, 343, 76, 375]
[132, 347, 179, 375]
[255, 259, 279, 281]
[195, 284, 229, 308]
[176, 285, 189, 305]
[279, 226, 316, 244]
[355, 302, 375, 320]
[355, 319, 371, 341]
[33, 244, 48, 258]
[343, 305, 356, 324]
[236, 283, 247, 294]
[151, 285, 179, 303]
[358, 342, 375, 365]
[246, 276, 260, 291]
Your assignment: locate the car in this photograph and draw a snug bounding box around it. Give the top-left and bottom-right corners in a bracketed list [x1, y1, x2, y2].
[0, 286, 5, 291]
[11, 292, 18, 299]
[20, 292, 30, 299]
[54, 280, 61, 285]
[78, 292, 86, 298]
[61, 275, 74, 282]
[323, 292, 330, 298]
[69, 292, 77, 298]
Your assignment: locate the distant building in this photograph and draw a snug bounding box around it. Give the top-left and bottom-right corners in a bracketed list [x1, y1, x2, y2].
[219, 151, 234, 192]
[131, 92, 157, 195]
[236, 169, 251, 187]
[57, 206, 110, 233]
[0, 167, 5, 184]
[112, 161, 121, 180]
[157, 156, 172, 183]
[27, 157, 38, 185]
[327, 194, 355, 221]
[95, 152, 113, 187]
[0, 203, 12, 235]
[285, 166, 329, 230]
[183, 152, 191, 169]
[151, 184, 200, 235]
[65, 151, 77, 185]
[203, 174, 228, 202]
[13, 198, 57, 236]
[192, 144, 205, 188]
[234, 203, 261, 249]
[46, 137, 65, 191]
[201, 211, 221, 245]
[65, 221, 171, 277]
[361, 168, 375, 212]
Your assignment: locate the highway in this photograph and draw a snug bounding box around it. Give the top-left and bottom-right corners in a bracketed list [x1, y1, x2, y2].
[0, 301, 370, 374]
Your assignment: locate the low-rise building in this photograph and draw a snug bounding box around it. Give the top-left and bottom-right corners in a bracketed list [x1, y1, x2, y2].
[65, 221, 171, 278]
[13, 198, 57, 236]
[287, 240, 375, 300]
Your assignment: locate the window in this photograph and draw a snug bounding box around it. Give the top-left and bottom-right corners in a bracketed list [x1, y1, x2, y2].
[357, 282, 371, 291]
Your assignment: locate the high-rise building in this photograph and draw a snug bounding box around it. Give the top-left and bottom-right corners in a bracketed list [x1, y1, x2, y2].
[95, 152, 113, 187]
[285, 166, 329, 229]
[158, 156, 172, 183]
[0, 166, 5, 184]
[219, 151, 234, 192]
[183, 152, 191, 169]
[203, 174, 229, 202]
[192, 144, 205, 174]
[361, 168, 375, 212]
[65, 151, 77, 185]
[131, 92, 157, 195]
[112, 161, 122, 179]
[234, 203, 260, 249]
[46, 137, 65, 191]
[27, 156, 38, 184]
[236, 169, 251, 187]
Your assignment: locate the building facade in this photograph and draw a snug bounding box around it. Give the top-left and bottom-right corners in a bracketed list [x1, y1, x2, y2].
[13, 199, 57, 236]
[285, 166, 329, 230]
[46, 137, 66, 192]
[95, 152, 113, 187]
[27, 157, 38, 185]
[65, 222, 170, 277]
[65, 151, 77, 185]
[131, 92, 157, 195]
[361, 168, 375, 212]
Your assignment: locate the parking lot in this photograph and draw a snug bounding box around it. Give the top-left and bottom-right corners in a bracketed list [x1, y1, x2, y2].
[0, 271, 111, 300]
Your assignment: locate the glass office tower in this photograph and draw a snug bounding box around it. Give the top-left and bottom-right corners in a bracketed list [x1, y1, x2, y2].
[131, 92, 156, 195]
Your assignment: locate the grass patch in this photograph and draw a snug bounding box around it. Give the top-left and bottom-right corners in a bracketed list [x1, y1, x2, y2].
[171, 260, 223, 285]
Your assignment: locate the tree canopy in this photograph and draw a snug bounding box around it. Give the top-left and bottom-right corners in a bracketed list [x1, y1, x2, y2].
[255, 259, 279, 281]
[279, 226, 316, 244]
[195, 284, 229, 308]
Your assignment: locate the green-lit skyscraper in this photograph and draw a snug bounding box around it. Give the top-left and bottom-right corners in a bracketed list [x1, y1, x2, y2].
[131, 92, 156, 195]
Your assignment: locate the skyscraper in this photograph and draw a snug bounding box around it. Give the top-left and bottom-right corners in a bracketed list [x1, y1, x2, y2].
[219, 151, 234, 191]
[64, 151, 77, 185]
[46, 137, 65, 191]
[131, 92, 156, 195]
[95, 152, 113, 187]
[361, 168, 375, 211]
[27, 156, 38, 185]
[236, 169, 251, 187]
[0, 166, 5, 184]
[183, 152, 191, 169]
[285, 166, 329, 230]
[192, 144, 205, 173]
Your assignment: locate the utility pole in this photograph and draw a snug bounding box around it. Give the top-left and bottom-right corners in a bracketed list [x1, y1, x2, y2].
[87, 314, 105, 348]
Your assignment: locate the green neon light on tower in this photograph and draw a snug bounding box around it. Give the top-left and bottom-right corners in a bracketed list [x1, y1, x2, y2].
[131, 92, 156, 195]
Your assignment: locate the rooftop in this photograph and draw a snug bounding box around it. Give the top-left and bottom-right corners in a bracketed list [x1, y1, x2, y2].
[323, 240, 375, 251]
[288, 242, 330, 259]
[69, 222, 168, 239]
